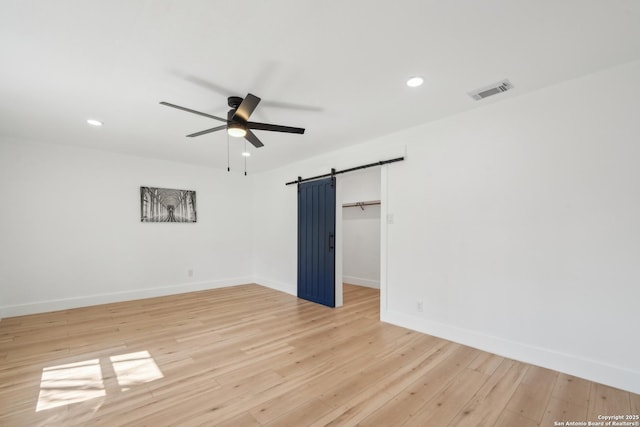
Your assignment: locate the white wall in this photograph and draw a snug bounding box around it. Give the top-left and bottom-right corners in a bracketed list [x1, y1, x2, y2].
[0, 139, 253, 317]
[382, 60, 640, 394]
[340, 168, 381, 204]
[252, 60, 640, 394]
[341, 169, 381, 288]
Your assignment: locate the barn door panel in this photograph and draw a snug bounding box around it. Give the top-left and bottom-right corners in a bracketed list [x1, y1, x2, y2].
[297, 177, 336, 307]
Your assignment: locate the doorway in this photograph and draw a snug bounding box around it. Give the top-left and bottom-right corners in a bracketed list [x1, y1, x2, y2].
[295, 167, 384, 309]
[339, 168, 382, 304]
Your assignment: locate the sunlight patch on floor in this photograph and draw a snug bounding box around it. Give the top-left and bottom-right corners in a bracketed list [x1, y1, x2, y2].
[111, 350, 164, 392]
[36, 350, 164, 411]
[36, 359, 105, 411]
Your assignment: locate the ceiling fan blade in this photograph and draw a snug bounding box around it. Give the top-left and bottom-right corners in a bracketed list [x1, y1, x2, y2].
[247, 121, 305, 134]
[245, 130, 264, 148]
[186, 124, 227, 138]
[160, 102, 228, 123]
[233, 93, 261, 122]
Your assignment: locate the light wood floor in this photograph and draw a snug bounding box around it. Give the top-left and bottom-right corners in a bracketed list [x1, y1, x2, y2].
[0, 284, 638, 426]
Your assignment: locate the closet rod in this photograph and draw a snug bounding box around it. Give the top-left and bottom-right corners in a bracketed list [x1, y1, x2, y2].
[285, 156, 404, 186]
[342, 200, 381, 209]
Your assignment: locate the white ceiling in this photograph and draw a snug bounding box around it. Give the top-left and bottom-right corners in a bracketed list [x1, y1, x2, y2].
[1, 1, 639, 172]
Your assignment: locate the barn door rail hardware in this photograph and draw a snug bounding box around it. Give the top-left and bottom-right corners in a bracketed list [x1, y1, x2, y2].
[285, 157, 404, 186]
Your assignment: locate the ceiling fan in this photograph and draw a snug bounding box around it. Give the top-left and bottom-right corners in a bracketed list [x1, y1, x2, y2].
[160, 93, 305, 148]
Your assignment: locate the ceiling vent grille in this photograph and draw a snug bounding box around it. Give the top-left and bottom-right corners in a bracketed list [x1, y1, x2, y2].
[469, 79, 514, 100]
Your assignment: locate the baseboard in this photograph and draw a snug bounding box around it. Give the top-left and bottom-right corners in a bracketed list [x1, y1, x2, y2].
[381, 309, 640, 395]
[0, 276, 253, 318]
[343, 276, 380, 289]
[253, 276, 296, 296]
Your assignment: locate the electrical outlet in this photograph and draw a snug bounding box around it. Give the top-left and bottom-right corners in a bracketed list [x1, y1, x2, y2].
[416, 300, 423, 312]
[187, 269, 194, 277]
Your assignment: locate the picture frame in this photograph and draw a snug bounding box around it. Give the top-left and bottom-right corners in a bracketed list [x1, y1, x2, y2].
[140, 186, 197, 223]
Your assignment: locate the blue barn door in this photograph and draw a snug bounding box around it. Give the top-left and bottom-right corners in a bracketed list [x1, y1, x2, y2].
[298, 177, 336, 307]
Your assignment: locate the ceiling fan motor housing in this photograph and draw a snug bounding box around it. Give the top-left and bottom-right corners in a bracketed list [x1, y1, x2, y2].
[227, 96, 243, 109]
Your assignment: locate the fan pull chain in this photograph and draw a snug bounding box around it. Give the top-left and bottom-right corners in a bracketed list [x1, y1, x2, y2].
[244, 140, 247, 176]
[227, 132, 230, 172]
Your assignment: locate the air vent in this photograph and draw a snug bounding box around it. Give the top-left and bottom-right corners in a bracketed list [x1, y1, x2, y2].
[469, 79, 514, 100]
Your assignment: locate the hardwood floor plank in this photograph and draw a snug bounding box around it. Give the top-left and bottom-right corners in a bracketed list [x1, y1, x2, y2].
[308, 341, 456, 426]
[467, 351, 504, 376]
[448, 359, 529, 427]
[553, 373, 592, 408]
[493, 409, 539, 427]
[249, 381, 324, 425]
[505, 365, 558, 423]
[540, 396, 589, 426]
[0, 284, 636, 426]
[399, 368, 488, 427]
[588, 383, 631, 420]
[631, 392, 640, 415]
[359, 345, 481, 426]
[264, 398, 333, 427]
[316, 334, 443, 409]
[209, 411, 261, 427]
[309, 388, 395, 427]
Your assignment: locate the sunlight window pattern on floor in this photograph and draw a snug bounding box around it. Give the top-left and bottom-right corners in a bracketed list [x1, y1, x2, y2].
[36, 351, 164, 411]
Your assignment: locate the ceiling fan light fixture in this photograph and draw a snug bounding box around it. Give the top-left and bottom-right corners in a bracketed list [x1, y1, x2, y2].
[406, 76, 424, 88]
[227, 123, 247, 138]
[241, 151, 251, 157]
[87, 119, 103, 126]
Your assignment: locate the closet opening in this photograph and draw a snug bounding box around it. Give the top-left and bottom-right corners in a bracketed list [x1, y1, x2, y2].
[339, 168, 381, 307]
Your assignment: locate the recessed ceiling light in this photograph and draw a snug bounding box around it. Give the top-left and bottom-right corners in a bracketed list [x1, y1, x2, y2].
[241, 151, 251, 157]
[406, 76, 424, 88]
[87, 119, 103, 126]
